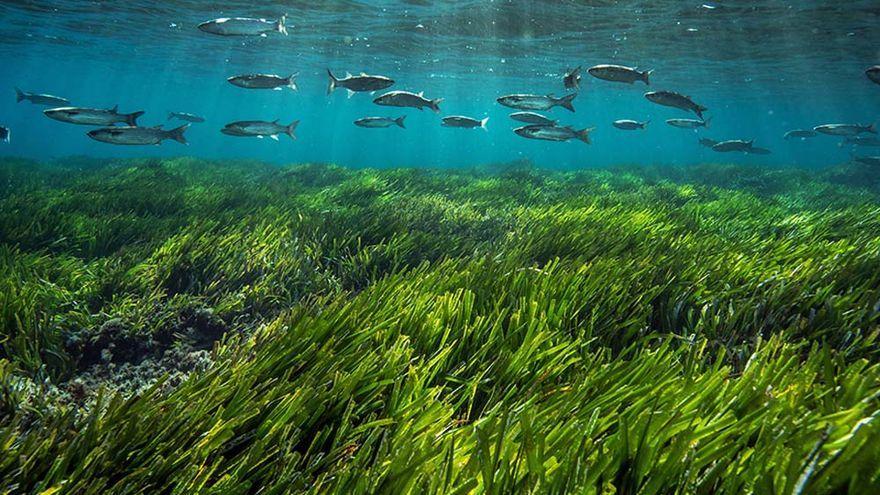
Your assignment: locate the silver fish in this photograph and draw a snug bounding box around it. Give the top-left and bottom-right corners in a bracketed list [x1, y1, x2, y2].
[854, 155, 880, 166]
[645, 91, 707, 119]
[442, 116, 489, 130]
[698, 138, 718, 148]
[814, 123, 876, 136]
[784, 129, 817, 140]
[87, 125, 188, 146]
[228, 73, 297, 91]
[327, 70, 395, 97]
[613, 119, 649, 130]
[354, 116, 406, 128]
[588, 65, 652, 85]
[666, 118, 709, 129]
[509, 112, 557, 126]
[373, 91, 442, 113]
[15, 87, 70, 106]
[514, 124, 593, 144]
[168, 112, 205, 123]
[563, 66, 581, 90]
[222, 120, 299, 141]
[0, 126, 9, 143]
[198, 16, 287, 36]
[711, 139, 755, 153]
[44, 105, 144, 126]
[867, 66, 880, 85]
[497, 93, 576, 112]
[841, 136, 880, 147]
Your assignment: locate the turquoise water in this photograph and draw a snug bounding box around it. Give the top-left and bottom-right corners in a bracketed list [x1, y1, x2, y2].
[1, 1, 878, 168]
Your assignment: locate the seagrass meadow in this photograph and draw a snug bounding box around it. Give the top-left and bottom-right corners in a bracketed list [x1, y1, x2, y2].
[1, 157, 879, 494]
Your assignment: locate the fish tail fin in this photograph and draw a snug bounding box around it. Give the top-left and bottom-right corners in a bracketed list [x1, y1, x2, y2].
[695, 106, 707, 120]
[327, 69, 338, 95]
[277, 15, 288, 36]
[168, 124, 189, 145]
[868, 123, 877, 134]
[288, 73, 298, 91]
[286, 120, 299, 140]
[703, 117, 711, 128]
[167, 112, 174, 121]
[642, 120, 650, 129]
[430, 98, 443, 114]
[395, 116, 406, 128]
[481, 117, 489, 131]
[558, 93, 576, 112]
[14, 87, 25, 103]
[642, 69, 653, 85]
[126, 111, 145, 127]
[576, 127, 594, 144]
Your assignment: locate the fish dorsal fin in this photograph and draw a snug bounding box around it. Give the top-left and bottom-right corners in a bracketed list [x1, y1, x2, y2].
[272, 119, 279, 124]
[418, 91, 424, 97]
[109, 104, 118, 113]
[345, 72, 352, 78]
[360, 72, 367, 76]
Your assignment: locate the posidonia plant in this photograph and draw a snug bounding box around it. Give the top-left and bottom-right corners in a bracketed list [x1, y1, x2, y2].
[0, 157, 878, 494]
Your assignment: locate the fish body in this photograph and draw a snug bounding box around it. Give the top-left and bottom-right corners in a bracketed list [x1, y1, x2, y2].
[784, 129, 817, 140]
[867, 66, 880, 85]
[854, 155, 880, 166]
[327, 70, 394, 96]
[666, 118, 709, 129]
[44, 106, 144, 126]
[813, 123, 876, 136]
[15, 88, 70, 106]
[563, 67, 581, 90]
[198, 16, 287, 36]
[168, 112, 205, 123]
[373, 91, 442, 113]
[645, 91, 707, 119]
[228, 73, 297, 91]
[0, 126, 9, 143]
[613, 119, 648, 130]
[588, 64, 651, 85]
[509, 112, 557, 126]
[497, 93, 576, 112]
[841, 136, 880, 147]
[442, 116, 489, 130]
[354, 116, 406, 128]
[88, 125, 188, 145]
[698, 138, 718, 148]
[514, 124, 593, 144]
[711, 139, 755, 153]
[222, 120, 298, 140]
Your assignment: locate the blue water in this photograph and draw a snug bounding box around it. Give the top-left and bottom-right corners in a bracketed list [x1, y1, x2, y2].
[1, 1, 878, 169]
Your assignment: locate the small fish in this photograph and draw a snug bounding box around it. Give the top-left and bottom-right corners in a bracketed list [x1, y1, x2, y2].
[198, 16, 287, 36]
[15, 87, 70, 106]
[666, 118, 709, 129]
[0, 126, 9, 143]
[442, 116, 489, 130]
[813, 123, 876, 136]
[588, 64, 652, 85]
[228, 73, 297, 91]
[327, 70, 395, 97]
[613, 119, 649, 130]
[784, 129, 817, 140]
[867, 66, 880, 85]
[563, 66, 581, 90]
[841, 136, 880, 147]
[509, 112, 557, 126]
[87, 125, 188, 146]
[698, 137, 718, 148]
[373, 91, 442, 113]
[514, 124, 593, 144]
[711, 139, 755, 153]
[44, 105, 144, 126]
[645, 91, 707, 119]
[497, 93, 576, 112]
[354, 116, 406, 128]
[168, 112, 205, 123]
[854, 155, 880, 166]
[222, 120, 299, 141]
